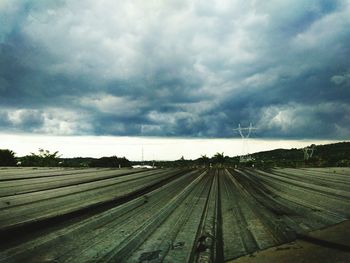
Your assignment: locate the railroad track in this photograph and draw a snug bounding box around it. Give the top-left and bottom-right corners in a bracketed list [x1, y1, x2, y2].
[241, 169, 349, 227]
[221, 169, 279, 260]
[105, 170, 211, 263]
[271, 168, 350, 191]
[0, 169, 202, 262]
[0, 168, 192, 242]
[0, 169, 160, 196]
[0, 167, 349, 262]
[251, 169, 350, 218]
[0, 168, 115, 181]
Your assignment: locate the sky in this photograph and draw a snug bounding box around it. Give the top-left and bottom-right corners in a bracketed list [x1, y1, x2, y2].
[0, 0, 349, 159]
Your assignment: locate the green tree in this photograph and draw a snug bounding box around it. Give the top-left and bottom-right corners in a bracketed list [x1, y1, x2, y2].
[20, 149, 61, 167]
[89, 156, 131, 168]
[0, 149, 17, 166]
[199, 154, 209, 167]
[213, 152, 226, 167]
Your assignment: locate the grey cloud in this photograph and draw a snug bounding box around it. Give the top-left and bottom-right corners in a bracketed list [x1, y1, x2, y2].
[0, 0, 350, 139]
[0, 111, 10, 127]
[256, 102, 350, 139]
[0, 108, 44, 132]
[331, 70, 350, 85]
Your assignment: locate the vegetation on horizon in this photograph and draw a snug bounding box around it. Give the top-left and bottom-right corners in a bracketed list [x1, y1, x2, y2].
[134, 142, 350, 168]
[0, 142, 349, 168]
[20, 149, 61, 167]
[0, 149, 17, 166]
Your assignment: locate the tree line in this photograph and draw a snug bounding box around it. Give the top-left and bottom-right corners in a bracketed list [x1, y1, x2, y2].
[0, 149, 131, 168]
[1, 142, 349, 168]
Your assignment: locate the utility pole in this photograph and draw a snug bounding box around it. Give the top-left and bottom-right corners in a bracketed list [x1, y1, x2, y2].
[141, 146, 144, 165]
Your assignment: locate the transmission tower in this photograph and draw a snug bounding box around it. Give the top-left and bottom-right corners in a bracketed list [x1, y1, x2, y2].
[233, 123, 257, 163]
[303, 145, 315, 160]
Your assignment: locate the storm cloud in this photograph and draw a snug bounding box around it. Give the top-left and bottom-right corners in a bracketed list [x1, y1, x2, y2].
[0, 0, 349, 139]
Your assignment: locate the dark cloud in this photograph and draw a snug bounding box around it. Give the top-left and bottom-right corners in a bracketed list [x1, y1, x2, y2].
[0, 0, 349, 139]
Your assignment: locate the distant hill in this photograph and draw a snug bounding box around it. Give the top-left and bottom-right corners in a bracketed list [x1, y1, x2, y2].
[142, 142, 350, 168]
[251, 141, 350, 167]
